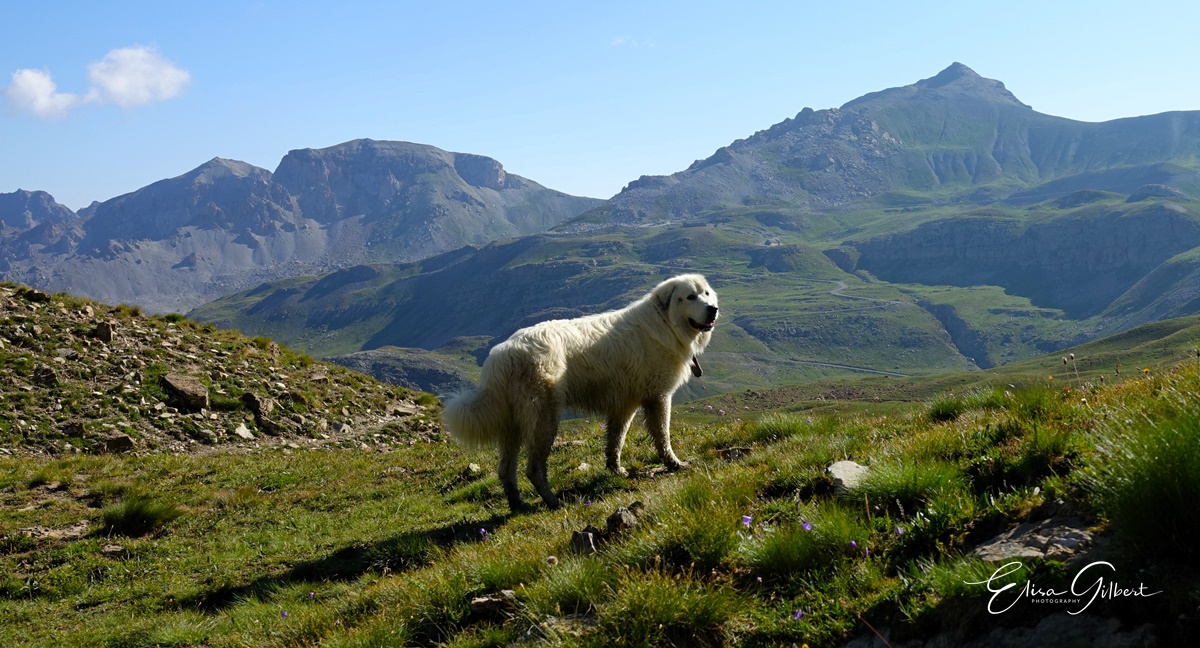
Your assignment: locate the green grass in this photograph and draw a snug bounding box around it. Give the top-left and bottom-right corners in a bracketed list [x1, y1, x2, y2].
[1083, 369, 1200, 568]
[2, 358, 1199, 646]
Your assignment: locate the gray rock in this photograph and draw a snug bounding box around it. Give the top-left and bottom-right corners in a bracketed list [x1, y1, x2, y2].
[233, 423, 255, 440]
[972, 517, 1092, 562]
[718, 446, 752, 461]
[828, 460, 870, 494]
[570, 527, 602, 555]
[240, 392, 275, 418]
[100, 433, 135, 454]
[160, 373, 209, 412]
[32, 365, 59, 388]
[606, 507, 638, 535]
[469, 589, 516, 618]
[92, 321, 115, 343]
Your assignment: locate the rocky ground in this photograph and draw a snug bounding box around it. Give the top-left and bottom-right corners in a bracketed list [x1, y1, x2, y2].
[0, 282, 440, 457]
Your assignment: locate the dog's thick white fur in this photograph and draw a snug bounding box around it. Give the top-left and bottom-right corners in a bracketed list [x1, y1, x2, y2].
[444, 274, 719, 511]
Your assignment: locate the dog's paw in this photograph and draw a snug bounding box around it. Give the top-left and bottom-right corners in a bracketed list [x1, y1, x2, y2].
[608, 465, 629, 477]
[508, 500, 535, 515]
[665, 460, 691, 472]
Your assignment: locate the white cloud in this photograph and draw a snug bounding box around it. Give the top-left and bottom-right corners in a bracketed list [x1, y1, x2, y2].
[85, 46, 191, 108]
[4, 45, 190, 119]
[4, 69, 81, 119]
[610, 36, 655, 48]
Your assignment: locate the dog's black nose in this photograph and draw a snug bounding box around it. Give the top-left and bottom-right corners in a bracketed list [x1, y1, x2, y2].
[707, 305, 719, 318]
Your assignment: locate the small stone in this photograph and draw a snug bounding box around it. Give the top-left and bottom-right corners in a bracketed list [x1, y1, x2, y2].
[569, 529, 598, 555]
[32, 365, 59, 388]
[469, 589, 516, 617]
[100, 544, 126, 557]
[233, 423, 255, 440]
[606, 507, 638, 535]
[101, 433, 136, 454]
[718, 446, 752, 461]
[92, 321, 115, 343]
[392, 402, 419, 416]
[828, 460, 870, 494]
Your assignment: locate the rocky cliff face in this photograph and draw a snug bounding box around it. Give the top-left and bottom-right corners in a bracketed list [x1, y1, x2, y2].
[850, 198, 1200, 316]
[0, 141, 602, 312]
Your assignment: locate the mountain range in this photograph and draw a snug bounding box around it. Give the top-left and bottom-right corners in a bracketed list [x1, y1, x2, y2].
[0, 141, 602, 312]
[8, 63, 1200, 397]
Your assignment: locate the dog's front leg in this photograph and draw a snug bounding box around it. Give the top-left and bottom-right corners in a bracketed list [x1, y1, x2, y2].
[643, 396, 689, 471]
[605, 409, 637, 476]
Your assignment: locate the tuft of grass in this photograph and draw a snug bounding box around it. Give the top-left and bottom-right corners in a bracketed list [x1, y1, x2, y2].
[1085, 406, 1200, 569]
[597, 568, 740, 648]
[849, 459, 963, 517]
[100, 490, 185, 537]
[926, 394, 967, 423]
[750, 412, 837, 444]
[739, 503, 869, 580]
[526, 557, 617, 616]
[614, 473, 753, 571]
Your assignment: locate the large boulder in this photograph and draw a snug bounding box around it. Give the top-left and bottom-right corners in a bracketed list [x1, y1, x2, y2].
[159, 373, 209, 412]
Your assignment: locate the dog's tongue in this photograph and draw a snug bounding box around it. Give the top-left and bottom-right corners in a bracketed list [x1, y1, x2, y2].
[690, 355, 703, 377]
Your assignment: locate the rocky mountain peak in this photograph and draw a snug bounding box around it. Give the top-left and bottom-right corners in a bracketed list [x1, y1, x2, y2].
[922, 61, 980, 86]
[186, 158, 269, 184]
[843, 62, 1030, 111]
[0, 189, 77, 230]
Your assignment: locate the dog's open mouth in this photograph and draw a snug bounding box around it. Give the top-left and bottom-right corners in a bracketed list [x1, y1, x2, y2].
[688, 318, 716, 332]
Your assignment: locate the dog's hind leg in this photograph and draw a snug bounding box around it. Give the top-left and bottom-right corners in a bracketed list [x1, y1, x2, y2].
[497, 435, 529, 513]
[643, 395, 689, 471]
[519, 393, 561, 509]
[605, 407, 638, 477]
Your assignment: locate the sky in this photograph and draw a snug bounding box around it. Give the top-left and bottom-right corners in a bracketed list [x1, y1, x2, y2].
[3, 1, 1200, 211]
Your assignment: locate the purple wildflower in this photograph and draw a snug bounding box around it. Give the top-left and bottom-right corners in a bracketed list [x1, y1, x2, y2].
[281, 610, 289, 618]
[849, 540, 857, 549]
[896, 525, 904, 536]
[742, 515, 753, 528]
[801, 520, 812, 532]
[793, 609, 806, 620]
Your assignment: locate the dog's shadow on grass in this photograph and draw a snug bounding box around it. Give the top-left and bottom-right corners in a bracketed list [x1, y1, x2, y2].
[182, 512, 511, 612]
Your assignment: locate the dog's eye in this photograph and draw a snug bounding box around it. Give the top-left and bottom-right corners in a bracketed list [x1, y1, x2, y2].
[687, 294, 697, 301]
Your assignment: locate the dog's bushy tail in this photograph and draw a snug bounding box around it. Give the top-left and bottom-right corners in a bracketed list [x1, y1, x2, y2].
[443, 384, 507, 450]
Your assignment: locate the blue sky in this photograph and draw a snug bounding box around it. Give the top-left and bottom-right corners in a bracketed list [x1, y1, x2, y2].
[3, 1, 1199, 210]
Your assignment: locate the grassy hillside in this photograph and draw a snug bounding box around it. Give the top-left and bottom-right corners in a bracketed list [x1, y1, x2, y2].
[689, 312, 1200, 420]
[3, 315, 1199, 645]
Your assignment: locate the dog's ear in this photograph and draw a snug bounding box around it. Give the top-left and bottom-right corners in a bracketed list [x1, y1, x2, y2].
[653, 279, 677, 312]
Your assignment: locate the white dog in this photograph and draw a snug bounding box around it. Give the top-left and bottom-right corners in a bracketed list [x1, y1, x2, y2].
[444, 274, 719, 511]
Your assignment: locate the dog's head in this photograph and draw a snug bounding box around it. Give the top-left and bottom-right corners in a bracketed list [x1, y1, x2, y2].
[652, 273, 719, 344]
